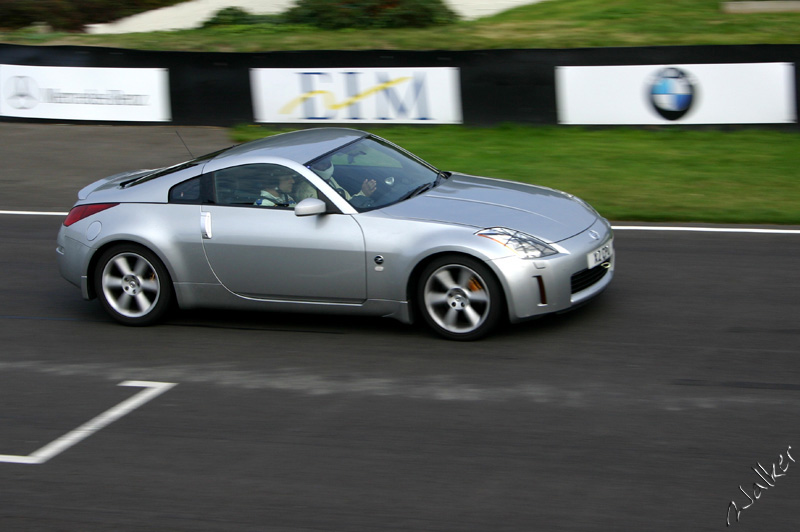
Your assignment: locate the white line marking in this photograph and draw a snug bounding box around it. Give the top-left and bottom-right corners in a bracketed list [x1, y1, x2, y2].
[0, 381, 176, 465]
[611, 225, 800, 234]
[0, 210, 68, 216]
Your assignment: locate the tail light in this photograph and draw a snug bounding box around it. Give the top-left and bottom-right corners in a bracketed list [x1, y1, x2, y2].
[63, 203, 119, 227]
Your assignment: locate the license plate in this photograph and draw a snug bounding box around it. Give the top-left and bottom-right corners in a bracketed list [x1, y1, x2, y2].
[588, 240, 613, 269]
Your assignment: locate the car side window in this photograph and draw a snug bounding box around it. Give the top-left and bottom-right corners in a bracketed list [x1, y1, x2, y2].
[212, 164, 317, 208]
[169, 176, 201, 204]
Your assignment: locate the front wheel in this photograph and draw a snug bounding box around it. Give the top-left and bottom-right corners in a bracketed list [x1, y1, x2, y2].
[94, 244, 173, 326]
[417, 256, 504, 341]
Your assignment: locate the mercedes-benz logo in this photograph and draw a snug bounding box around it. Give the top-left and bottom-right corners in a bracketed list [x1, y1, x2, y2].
[6, 76, 40, 110]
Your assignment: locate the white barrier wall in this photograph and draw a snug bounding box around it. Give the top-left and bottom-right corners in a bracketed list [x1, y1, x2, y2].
[0, 65, 171, 122]
[556, 63, 796, 125]
[0, 44, 798, 127]
[250, 67, 463, 124]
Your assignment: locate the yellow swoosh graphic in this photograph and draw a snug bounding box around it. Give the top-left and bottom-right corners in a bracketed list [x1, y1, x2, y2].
[280, 76, 411, 115]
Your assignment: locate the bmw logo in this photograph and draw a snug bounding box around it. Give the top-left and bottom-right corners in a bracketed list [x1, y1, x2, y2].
[649, 67, 695, 121]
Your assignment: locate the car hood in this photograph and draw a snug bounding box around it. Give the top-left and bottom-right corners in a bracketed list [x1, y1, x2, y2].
[379, 173, 598, 243]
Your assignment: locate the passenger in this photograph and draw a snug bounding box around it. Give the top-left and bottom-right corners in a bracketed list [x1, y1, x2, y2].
[254, 172, 297, 207]
[296, 158, 377, 202]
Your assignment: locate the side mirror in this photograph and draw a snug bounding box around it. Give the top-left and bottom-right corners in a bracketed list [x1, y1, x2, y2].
[294, 197, 327, 217]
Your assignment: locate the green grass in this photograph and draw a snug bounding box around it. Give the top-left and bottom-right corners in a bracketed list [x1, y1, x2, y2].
[1, 0, 799, 51]
[232, 124, 800, 225]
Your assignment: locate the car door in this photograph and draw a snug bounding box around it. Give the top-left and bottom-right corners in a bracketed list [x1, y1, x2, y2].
[199, 164, 367, 303]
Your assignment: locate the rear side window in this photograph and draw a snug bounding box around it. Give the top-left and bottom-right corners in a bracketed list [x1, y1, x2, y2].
[125, 146, 231, 188]
[169, 177, 201, 204]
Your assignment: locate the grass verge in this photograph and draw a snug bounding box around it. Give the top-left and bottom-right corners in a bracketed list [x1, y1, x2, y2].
[2, 0, 800, 51]
[232, 124, 800, 225]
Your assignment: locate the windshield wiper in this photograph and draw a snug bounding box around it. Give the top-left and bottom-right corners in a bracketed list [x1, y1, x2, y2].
[399, 182, 435, 201]
[399, 172, 450, 202]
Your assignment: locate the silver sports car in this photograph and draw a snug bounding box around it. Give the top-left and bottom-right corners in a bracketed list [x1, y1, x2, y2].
[57, 128, 614, 340]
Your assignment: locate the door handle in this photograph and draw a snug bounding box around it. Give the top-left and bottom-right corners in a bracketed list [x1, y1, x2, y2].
[201, 212, 212, 239]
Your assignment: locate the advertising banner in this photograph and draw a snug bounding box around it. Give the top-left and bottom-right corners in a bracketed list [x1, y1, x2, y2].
[0, 65, 171, 122]
[250, 67, 462, 124]
[556, 62, 796, 125]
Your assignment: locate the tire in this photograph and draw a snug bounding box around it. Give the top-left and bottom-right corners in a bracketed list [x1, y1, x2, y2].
[94, 244, 173, 326]
[417, 255, 504, 341]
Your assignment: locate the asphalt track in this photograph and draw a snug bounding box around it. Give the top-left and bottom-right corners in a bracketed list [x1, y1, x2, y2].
[1, 123, 799, 531]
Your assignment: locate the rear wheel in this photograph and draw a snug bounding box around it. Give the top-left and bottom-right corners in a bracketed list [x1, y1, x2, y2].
[94, 244, 172, 326]
[417, 255, 504, 341]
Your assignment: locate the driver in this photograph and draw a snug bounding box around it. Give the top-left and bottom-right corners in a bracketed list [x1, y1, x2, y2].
[254, 171, 297, 207]
[296, 158, 377, 202]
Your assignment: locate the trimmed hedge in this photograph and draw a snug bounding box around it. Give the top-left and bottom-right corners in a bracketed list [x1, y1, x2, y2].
[0, 0, 188, 31]
[283, 0, 459, 29]
[201, 7, 280, 28]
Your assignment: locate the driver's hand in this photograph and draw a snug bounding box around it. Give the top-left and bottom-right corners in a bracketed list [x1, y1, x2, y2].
[362, 179, 377, 197]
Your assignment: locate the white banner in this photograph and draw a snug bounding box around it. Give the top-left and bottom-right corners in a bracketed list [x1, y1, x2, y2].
[556, 63, 796, 125]
[251, 67, 462, 124]
[0, 65, 171, 122]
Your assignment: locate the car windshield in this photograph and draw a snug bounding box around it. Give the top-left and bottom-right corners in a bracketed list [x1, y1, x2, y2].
[305, 136, 442, 211]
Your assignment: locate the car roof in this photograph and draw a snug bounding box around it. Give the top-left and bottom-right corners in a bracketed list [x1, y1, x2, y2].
[213, 128, 369, 166]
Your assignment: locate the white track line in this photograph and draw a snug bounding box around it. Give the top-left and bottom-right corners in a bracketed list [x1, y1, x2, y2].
[0, 210, 68, 216]
[1, 210, 798, 234]
[0, 381, 176, 465]
[612, 226, 800, 235]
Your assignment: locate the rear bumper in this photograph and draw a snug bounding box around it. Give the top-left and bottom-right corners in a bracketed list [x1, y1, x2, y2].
[56, 226, 94, 300]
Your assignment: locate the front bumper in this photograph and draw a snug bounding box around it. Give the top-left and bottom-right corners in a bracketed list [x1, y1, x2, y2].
[491, 218, 614, 323]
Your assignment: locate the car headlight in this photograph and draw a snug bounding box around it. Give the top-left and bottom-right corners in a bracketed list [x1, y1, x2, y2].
[476, 227, 559, 259]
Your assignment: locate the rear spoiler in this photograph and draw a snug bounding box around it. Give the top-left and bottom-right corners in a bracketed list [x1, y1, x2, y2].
[77, 169, 155, 200]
